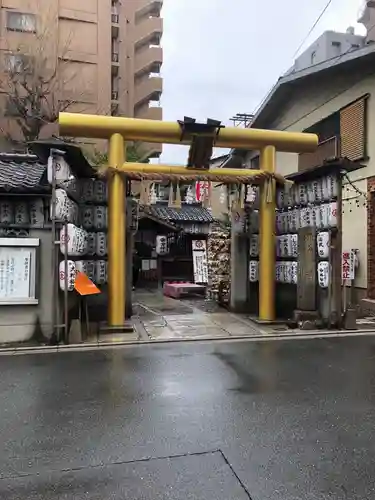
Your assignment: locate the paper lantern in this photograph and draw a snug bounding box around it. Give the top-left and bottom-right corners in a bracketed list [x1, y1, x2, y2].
[298, 184, 308, 205]
[291, 262, 298, 284]
[60, 223, 88, 256]
[249, 261, 259, 282]
[317, 232, 330, 259]
[318, 261, 330, 288]
[47, 154, 72, 185]
[156, 235, 168, 255]
[249, 234, 259, 257]
[59, 260, 76, 291]
[328, 202, 338, 228]
[290, 234, 298, 257]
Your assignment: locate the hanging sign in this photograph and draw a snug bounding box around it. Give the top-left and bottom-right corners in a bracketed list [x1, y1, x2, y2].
[74, 271, 101, 296]
[195, 181, 210, 202]
[342, 250, 355, 280]
[192, 240, 208, 283]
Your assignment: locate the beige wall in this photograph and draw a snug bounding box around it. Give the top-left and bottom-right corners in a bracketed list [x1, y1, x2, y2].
[270, 72, 375, 289]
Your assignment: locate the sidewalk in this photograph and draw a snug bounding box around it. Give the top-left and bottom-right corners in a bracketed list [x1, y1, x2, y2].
[1, 290, 373, 355]
[133, 290, 286, 341]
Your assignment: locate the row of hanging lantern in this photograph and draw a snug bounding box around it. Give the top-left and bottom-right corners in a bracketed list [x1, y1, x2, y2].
[137, 180, 212, 209]
[219, 183, 257, 212]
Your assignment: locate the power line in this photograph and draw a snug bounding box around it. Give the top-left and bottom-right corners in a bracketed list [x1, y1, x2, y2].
[251, 0, 334, 117]
[280, 21, 375, 131]
[291, 0, 334, 60]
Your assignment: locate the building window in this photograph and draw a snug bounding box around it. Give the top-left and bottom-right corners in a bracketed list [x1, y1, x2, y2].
[311, 51, 317, 65]
[340, 97, 368, 161]
[6, 11, 36, 32]
[5, 54, 32, 73]
[332, 41, 341, 56]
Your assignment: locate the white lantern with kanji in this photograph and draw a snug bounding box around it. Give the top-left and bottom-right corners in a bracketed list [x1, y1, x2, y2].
[156, 235, 168, 255]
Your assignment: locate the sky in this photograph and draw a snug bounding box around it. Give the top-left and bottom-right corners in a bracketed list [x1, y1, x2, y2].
[158, 0, 366, 165]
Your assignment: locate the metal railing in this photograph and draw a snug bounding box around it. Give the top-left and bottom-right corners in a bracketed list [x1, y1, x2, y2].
[298, 136, 339, 172]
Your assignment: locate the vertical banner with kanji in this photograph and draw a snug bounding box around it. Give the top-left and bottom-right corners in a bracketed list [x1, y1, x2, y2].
[342, 250, 355, 281]
[195, 181, 210, 203]
[192, 240, 208, 284]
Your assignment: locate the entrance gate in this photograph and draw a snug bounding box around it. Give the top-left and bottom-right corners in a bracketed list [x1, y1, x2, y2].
[58, 112, 318, 327]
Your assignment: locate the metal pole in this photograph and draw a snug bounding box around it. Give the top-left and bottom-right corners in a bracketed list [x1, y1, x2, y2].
[108, 133, 126, 326]
[63, 221, 69, 343]
[50, 151, 59, 343]
[259, 146, 276, 322]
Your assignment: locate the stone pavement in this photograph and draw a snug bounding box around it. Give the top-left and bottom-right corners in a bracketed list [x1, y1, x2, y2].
[132, 289, 265, 341]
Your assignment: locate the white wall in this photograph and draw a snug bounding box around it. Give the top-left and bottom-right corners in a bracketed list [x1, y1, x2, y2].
[291, 31, 365, 74]
[0, 229, 54, 343]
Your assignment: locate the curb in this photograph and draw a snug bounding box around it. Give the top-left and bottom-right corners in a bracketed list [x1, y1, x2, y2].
[0, 328, 375, 355]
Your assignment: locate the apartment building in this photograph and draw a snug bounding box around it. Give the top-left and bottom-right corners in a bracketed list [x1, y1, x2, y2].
[0, 0, 163, 157]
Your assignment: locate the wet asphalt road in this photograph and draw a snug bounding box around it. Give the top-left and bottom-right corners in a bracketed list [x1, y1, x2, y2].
[1, 337, 375, 499]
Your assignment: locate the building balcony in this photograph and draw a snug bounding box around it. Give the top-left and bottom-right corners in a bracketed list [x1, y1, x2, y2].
[111, 12, 119, 38]
[135, 0, 163, 21]
[134, 103, 163, 121]
[298, 136, 339, 172]
[134, 46, 163, 77]
[111, 90, 119, 102]
[134, 16, 163, 49]
[111, 51, 119, 75]
[134, 75, 163, 106]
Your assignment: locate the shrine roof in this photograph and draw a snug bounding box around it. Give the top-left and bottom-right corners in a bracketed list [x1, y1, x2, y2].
[0, 153, 48, 193]
[148, 203, 215, 224]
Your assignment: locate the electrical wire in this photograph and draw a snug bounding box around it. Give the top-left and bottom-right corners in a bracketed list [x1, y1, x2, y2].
[251, 0, 334, 117]
[291, 0, 334, 61]
[280, 32, 375, 131]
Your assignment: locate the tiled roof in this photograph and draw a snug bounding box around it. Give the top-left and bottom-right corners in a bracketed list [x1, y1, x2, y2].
[0, 154, 48, 193]
[147, 203, 214, 223]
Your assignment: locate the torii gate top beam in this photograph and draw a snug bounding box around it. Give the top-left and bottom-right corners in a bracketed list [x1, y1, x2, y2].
[59, 113, 318, 153]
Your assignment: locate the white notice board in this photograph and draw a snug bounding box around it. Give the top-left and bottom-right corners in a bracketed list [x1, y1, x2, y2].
[0, 238, 39, 305]
[192, 240, 208, 284]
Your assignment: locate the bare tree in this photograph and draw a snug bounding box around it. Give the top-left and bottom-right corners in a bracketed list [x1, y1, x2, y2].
[86, 142, 150, 167]
[0, 6, 91, 148]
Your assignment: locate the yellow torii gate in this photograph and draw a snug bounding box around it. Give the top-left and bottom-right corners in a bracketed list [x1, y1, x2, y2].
[59, 112, 318, 327]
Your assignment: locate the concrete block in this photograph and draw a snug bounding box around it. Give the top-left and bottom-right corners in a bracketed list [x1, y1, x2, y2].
[69, 319, 82, 344]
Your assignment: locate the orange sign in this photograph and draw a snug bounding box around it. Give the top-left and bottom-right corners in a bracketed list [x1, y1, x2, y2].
[74, 272, 101, 296]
